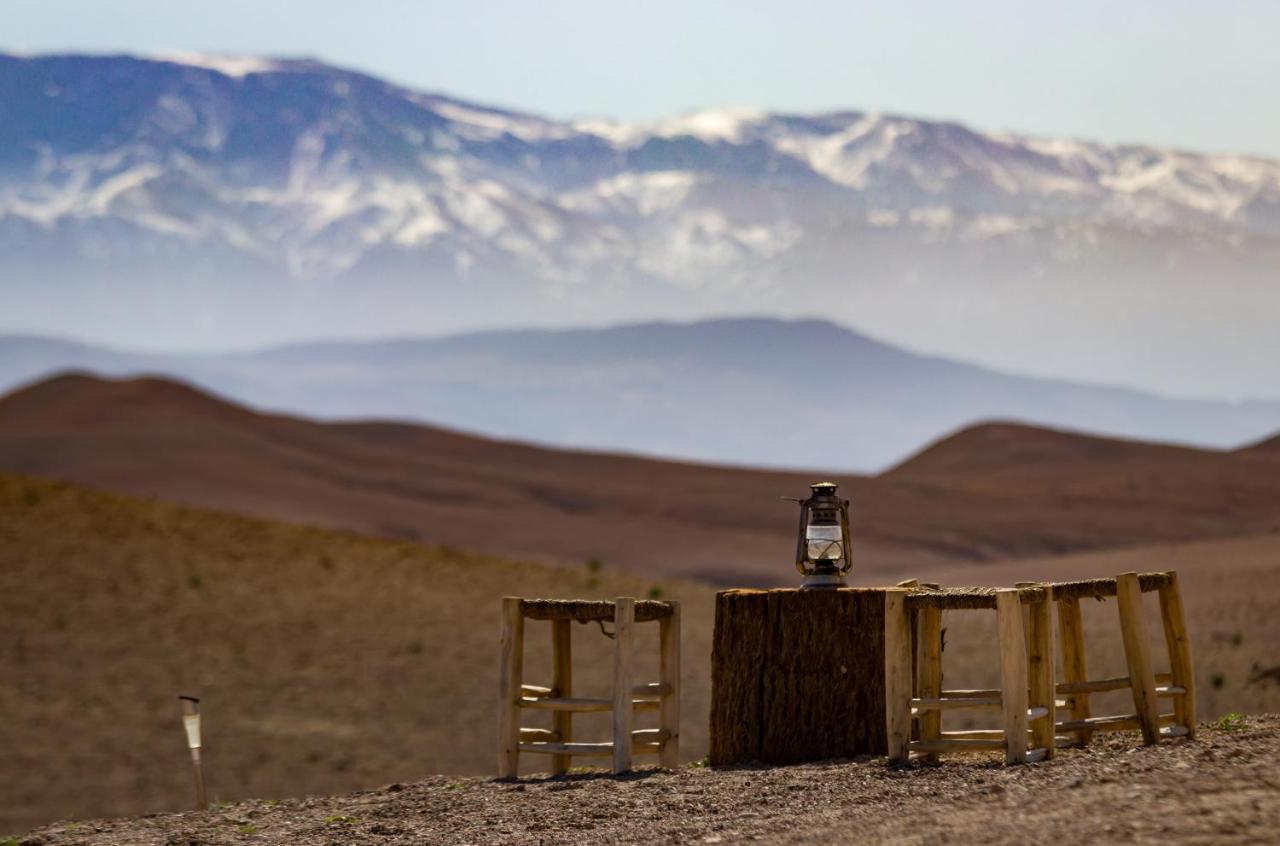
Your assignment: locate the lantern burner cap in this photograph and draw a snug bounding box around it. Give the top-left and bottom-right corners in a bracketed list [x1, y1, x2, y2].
[800, 572, 845, 589]
[810, 481, 839, 495]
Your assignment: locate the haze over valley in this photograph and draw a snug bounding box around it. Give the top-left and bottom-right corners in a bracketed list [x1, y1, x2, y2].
[6, 318, 1280, 471]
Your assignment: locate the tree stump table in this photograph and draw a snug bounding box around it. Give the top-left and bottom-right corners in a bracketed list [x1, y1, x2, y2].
[709, 588, 887, 765]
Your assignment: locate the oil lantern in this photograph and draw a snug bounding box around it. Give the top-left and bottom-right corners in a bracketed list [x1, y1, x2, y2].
[791, 481, 852, 588]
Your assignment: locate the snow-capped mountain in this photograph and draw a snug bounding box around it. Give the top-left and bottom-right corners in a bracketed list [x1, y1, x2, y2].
[3, 52, 1279, 396]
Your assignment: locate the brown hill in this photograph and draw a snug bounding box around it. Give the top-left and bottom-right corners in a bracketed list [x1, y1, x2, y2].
[881, 420, 1280, 552]
[0, 372, 867, 584]
[4, 374, 1280, 582]
[1237, 431, 1280, 455]
[885, 421, 1189, 478]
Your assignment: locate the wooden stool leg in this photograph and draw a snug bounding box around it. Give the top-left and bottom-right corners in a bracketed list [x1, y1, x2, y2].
[1027, 586, 1056, 759]
[551, 619, 573, 775]
[659, 601, 682, 768]
[1056, 596, 1092, 744]
[996, 590, 1029, 764]
[1015, 581, 1036, 658]
[1157, 572, 1196, 738]
[497, 597, 524, 778]
[897, 579, 920, 712]
[612, 597, 636, 774]
[1116, 572, 1160, 745]
[884, 589, 913, 762]
[915, 606, 943, 761]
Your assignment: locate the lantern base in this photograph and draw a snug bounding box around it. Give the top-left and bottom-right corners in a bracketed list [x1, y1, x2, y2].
[799, 572, 846, 589]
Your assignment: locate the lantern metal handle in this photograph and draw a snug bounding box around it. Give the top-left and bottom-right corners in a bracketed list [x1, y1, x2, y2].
[794, 500, 811, 575]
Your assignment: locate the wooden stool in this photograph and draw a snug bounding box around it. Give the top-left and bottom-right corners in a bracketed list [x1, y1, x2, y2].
[886, 585, 1057, 764]
[497, 597, 680, 776]
[1051, 571, 1195, 745]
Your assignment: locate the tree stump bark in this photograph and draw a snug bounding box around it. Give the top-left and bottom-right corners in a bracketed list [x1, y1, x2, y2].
[709, 588, 886, 765]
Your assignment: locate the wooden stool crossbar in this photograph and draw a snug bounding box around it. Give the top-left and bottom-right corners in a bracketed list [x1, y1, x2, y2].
[498, 597, 680, 777]
[886, 585, 1057, 764]
[1049, 571, 1195, 746]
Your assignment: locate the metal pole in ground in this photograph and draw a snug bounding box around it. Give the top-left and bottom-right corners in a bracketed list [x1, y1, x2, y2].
[179, 696, 208, 810]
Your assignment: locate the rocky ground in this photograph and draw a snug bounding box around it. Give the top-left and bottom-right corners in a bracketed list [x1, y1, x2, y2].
[16, 715, 1279, 845]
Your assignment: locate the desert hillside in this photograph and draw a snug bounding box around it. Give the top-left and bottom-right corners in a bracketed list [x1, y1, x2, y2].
[4, 373, 1280, 585]
[4, 470, 1279, 833]
[1238, 431, 1280, 455]
[0, 471, 718, 833]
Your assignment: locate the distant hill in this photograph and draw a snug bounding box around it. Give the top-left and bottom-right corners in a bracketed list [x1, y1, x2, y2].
[886, 422, 1160, 477]
[2, 53, 1280, 395]
[0, 371, 850, 584]
[4, 319, 1280, 471]
[1238, 432, 1280, 455]
[4, 372, 1280, 583]
[884, 421, 1280, 543]
[887, 421, 1224, 481]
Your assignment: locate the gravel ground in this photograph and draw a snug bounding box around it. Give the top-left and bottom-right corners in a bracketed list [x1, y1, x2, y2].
[17, 716, 1280, 846]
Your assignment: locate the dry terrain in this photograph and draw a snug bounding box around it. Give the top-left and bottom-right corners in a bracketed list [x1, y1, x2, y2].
[0, 472, 719, 833]
[4, 373, 1280, 585]
[17, 717, 1280, 845]
[4, 472, 1280, 834]
[5, 373, 1280, 836]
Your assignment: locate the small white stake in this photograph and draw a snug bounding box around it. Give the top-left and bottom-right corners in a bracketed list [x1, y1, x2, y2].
[179, 696, 208, 810]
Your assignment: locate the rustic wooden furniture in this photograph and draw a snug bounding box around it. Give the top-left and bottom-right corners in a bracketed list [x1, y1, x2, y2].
[1049, 571, 1195, 745]
[885, 585, 1058, 764]
[709, 589, 888, 765]
[497, 597, 680, 776]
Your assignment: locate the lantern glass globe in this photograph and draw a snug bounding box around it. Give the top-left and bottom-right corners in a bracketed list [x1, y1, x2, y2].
[805, 524, 843, 562]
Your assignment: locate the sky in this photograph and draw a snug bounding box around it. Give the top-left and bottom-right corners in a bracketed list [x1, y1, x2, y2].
[7, 0, 1280, 158]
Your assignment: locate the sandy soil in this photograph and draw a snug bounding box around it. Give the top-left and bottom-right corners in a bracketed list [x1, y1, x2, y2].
[17, 716, 1280, 845]
[0, 472, 720, 832]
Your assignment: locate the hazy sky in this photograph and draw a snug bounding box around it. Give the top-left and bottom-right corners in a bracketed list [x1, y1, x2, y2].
[8, 0, 1280, 157]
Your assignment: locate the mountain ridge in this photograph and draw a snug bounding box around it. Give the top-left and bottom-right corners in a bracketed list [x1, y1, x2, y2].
[4, 318, 1280, 471]
[4, 51, 1280, 396]
[8, 314, 1280, 403]
[19, 50, 1280, 162]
